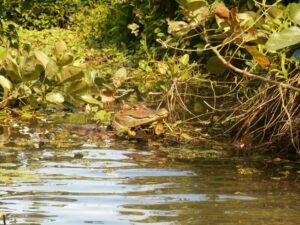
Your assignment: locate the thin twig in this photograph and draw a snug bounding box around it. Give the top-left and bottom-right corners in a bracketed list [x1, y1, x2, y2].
[211, 47, 300, 93]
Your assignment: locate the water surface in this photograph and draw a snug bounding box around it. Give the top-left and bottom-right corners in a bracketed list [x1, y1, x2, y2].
[0, 125, 299, 225]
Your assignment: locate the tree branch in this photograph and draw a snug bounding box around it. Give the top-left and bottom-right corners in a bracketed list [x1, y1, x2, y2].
[211, 47, 300, 93]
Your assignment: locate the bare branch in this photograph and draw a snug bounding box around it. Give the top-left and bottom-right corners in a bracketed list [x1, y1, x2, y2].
[211, 47, 300, 93]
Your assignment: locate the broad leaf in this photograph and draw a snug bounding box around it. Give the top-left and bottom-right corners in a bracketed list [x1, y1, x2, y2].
[289, 3, 300, 25]
[60, 65, 84, 83]
[57, 53, 74, 66]
[266, 27, 300, 51]
[46, 92, 64, 104]
[4, 57, 21, 82]
[206, 56, 227, 75]
[81, 94, 103, 107]
[45, 59, 59, 80]
[64, 80, 89, 95]
[177, 0, 208, 11]
[34, 50, 49, 69]
[0, 75, 13, 91]
[19, 55, 43, 81]
[54, 40, 68, 58]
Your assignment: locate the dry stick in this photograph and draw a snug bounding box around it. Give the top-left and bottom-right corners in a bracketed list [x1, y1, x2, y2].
[278, 87, 299, 151]
[211, 47, 300, 93]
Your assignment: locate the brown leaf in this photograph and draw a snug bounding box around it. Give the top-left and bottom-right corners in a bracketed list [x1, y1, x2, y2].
[215, 3, 230, 19]
[155, 123, 165, 136]
[100, 89, 115, 109]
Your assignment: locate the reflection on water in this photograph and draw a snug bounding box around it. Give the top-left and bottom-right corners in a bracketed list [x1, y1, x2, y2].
[0, 126, 300, 225]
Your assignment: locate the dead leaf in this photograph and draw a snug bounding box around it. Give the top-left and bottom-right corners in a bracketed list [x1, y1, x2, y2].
[155, 123, 165, 136]
[100, 89, 115, 109]
[215, 3, 230, 19]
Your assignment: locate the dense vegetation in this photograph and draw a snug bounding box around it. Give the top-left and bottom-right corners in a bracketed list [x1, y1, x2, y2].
[0, 0, 300, 157]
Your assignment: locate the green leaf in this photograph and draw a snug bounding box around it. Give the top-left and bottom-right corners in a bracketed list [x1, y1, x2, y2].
[57, 53, 74, 66]
[0, 46, 7, 61]
[45, 59, 59, 80]
[177, 0, 208, 11]
[4, 57, 21, 82]
[180, 54, 190, 66]
[46, 92, 65, 104]
[266, 27, 300, 51]
[19, 56, 44, 81]
[81, 94, 103, 107]
[206, 56, 227, 75]
[289, 3, 300, 25]
[0, 75, 13, 91]
[60, 65, 84, 83]
[64, 80, 89, 95]
[93, 110, 111, 122]
[113, 67, 127, 88]
[54, 40, 68, 58]
[34, 50, 49, 69]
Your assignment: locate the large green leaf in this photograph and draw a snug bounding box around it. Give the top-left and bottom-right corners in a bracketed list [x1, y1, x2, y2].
[177, 0, 208, 11]
[4, 57, 21, 82]
[0, 75, 13, 91]
[45, 59, 59, 80]
[34, 50, 49, 69]
[64, 80, 89, 95]
[57, 53, 74, 66]
[19, 55, 44, 81]
[266, 27, 300, 51]
[289, 3, 300, 25]
[59, 65, 84, 83]
[46, 92, 65, 104]
[81, 94, 103, 107]
[54, 40, 68, 58]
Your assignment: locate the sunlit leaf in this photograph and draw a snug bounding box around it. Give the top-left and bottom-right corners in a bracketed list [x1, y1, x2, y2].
[266, 27, 300, 51]
[113, 67, 127, 88]
[289, 3, 300, 25]
[45, 59, 59, 80]
[168, 21, 190, 35]
[0, 46, 6, 61]
[177, 0, 208, 11]
[0, 75, 13, 91]
[245, 46, 270, 69]
[54, 40, 68, 58]
[93, 110, 111, 122]
[81, 94, 103, 107]
[57, 53, 74, 66]
[64, 80, 89, 95]
[155, 123, 165, 136]
[180, 54, 189, 66]
[34, 50, 49, 69]
[60, 65, 84, 83]
[46, 92, 64, 104]
[4, 57, 21, 82]
[215, 2, 230, 19]
[268, 6, 283, 19]
[20, 56, 43, 81]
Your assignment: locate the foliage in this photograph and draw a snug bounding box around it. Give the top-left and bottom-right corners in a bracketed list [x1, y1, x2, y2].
[0, 0, 85, 29]
[0, 40, 106, 110]
[156, 0, 300, 154]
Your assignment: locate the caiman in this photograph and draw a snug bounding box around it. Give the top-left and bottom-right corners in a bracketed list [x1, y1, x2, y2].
[112, 104, 169, 132]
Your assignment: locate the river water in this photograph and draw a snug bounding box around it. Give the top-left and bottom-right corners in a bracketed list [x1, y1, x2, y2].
[0, 125, 299, 225]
